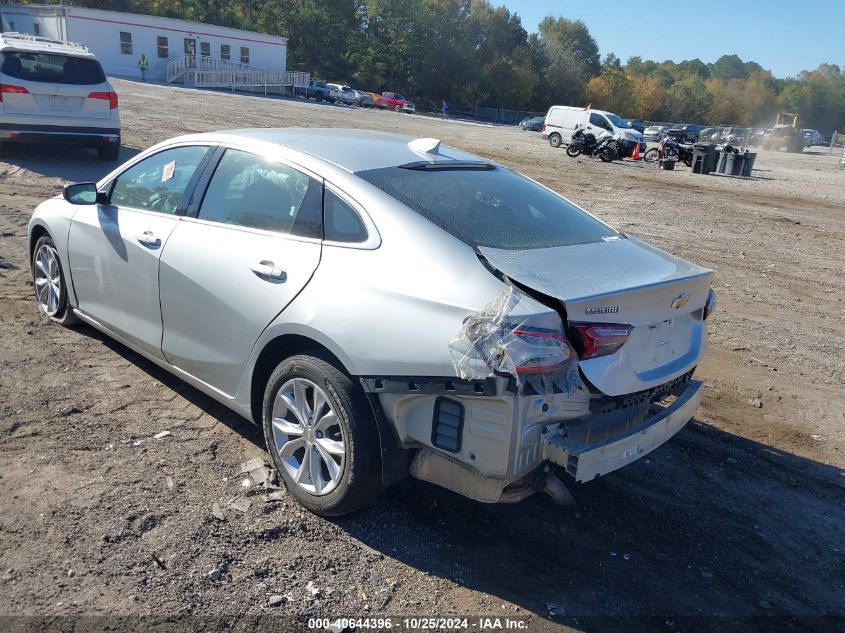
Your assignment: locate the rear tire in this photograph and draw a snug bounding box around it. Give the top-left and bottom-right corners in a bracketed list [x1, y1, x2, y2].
[394, 105, 401, 112]
[31, 235, 79, 326]
[97, 143, 120, 162]
[262, 352, 383, 516]
[549, 133, 562, 148]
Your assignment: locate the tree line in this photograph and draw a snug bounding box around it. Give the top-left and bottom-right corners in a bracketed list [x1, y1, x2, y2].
[46, 0, 845, 131]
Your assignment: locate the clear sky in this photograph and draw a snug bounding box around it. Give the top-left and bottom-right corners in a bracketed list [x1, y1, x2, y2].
[499, 0, 844, 78]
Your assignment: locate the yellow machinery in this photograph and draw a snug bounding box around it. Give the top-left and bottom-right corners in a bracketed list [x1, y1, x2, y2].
[762, 112, 804, 152]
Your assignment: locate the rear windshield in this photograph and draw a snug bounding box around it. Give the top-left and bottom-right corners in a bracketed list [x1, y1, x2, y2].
[357, 165, 617, 250]
[0, 51, 106, 85]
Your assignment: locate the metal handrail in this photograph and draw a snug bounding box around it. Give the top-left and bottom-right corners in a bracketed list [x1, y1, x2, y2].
[166, 54, 309, 88]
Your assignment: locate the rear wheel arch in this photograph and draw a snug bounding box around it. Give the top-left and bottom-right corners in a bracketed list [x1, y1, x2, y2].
[249, 333, 412, 492]
[249, 334, 350, 425]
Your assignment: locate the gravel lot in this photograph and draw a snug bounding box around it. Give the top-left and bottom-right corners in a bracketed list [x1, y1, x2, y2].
[1, 78, 843, 632]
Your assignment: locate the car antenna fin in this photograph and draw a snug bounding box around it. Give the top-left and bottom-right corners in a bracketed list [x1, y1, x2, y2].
[408, 137, 441, 155]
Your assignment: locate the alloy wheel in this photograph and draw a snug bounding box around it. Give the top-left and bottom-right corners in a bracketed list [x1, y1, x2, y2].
[33, 244, 63, 317]
[271, 378, 346, 496]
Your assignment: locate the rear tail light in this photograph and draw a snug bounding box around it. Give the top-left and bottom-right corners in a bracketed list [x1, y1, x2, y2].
[88, 91, 119, 109]
[450, 287, 579, 389]
[0, 83, 29, 102]
[542, 123, 547, 132]
[510, 327, 571, 375]
[569, 323, 633, 360]
[702, 288, 716, 321]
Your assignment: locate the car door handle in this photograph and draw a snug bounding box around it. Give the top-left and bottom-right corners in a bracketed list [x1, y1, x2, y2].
[250, 261, 287, 281]
[137, 231, 161, 247]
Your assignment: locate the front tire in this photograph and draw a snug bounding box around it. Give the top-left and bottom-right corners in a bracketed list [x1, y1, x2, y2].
[565, 144, 581, 157]
[262, 353, 383, 516]
[644, 148, 660, 162]
[31, 235, 79, 325]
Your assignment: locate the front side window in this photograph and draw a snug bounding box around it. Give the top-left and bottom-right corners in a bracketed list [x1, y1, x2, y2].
[33, 23, 40, 35]
[324, 190, 367, 243]
[157, 36, 169, 58]
[0, 51, 106, 85]
[120, 31, 132, 55]
[220, 44, 230, 61]
[240, 47, 249, 64]
[198, 149, 322, 237]
[110, 146, 210, 214]
[200, 42, 210, 57]
[358, 165, 616, 250]
[589, 113, 612, 131]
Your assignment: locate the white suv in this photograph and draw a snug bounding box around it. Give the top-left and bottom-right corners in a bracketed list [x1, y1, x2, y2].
[0, 33, 120, 160]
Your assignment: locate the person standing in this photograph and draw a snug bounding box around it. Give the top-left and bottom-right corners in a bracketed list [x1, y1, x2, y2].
[441, 100, 449, 120]
[138, 54, 149, 81]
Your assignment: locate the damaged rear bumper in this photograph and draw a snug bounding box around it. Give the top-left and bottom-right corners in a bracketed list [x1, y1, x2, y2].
[543, 379, 703, 482]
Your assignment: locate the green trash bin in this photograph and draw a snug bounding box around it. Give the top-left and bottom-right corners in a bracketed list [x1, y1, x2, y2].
[741, 152, 757, 177]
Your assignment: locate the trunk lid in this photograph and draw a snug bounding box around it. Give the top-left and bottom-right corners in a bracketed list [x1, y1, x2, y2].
[479, 236, 714, 396]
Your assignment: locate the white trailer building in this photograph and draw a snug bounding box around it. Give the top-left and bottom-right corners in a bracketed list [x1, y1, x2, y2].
[0, 4, 308, 91]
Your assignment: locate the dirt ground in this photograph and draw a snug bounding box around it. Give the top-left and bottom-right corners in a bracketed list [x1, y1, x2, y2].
[0, 78, 843, 632]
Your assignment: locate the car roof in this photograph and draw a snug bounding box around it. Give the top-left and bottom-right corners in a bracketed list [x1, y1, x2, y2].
[186, 128, 487, 173]
[0, 33, 95, 58]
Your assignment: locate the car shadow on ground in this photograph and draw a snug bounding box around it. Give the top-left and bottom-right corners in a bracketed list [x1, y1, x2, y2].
[0, 144, 141, 182]
[76, 324, 845, 633]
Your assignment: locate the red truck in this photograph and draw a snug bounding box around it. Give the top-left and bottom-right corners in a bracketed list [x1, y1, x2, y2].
[381, 92, 415, 113]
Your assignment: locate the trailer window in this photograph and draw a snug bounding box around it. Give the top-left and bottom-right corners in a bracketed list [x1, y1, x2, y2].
[220, 44, 230, 61]
[119, 32, 132, 55]
[240, 47, 249, 64]
[157, 36, 169, 58]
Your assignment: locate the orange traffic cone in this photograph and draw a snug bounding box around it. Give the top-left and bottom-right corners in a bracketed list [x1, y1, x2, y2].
[631, 143, 640, 160]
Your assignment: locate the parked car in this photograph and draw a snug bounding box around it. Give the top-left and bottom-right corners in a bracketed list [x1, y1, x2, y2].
[352, 89, 373, 108]
[294, 79, 340, 102]
[366, 92, 387, 109]
[326, 83, 356, 106]
[643, 125, 666, 142]
[543, 106, 645, 152]
[0, 32, 120, 160]
[666, 124, 703, 144]
[382, 92, 415, 113]
[802, 129, 823, 147]
[627, 119, 645, 133]
[31, 129, 716, 515]
[519, 116, 545, 131]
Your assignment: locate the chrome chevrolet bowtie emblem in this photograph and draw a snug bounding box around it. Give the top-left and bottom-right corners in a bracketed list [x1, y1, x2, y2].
[671, 293, 690, 310]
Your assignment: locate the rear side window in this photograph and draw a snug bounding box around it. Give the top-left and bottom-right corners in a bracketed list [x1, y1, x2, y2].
[198, 149, 322, 237]
[0, 52, 106, 85]
[110, 146, 210, 214]
[357, 166, 616, 250]
[324, 190, 367, 243]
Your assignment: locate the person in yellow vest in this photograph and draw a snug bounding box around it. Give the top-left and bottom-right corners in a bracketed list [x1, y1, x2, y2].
[138, 54, 149, 81]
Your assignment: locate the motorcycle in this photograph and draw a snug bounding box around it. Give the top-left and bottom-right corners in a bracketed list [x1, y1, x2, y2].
[566, 127, 618, 162]
[644, 137, 694, 167]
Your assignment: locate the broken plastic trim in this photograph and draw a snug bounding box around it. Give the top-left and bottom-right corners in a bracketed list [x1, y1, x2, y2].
[398, 160, 496, 171]
[448, 286, 580, 395]
[360, 376, 498, 396]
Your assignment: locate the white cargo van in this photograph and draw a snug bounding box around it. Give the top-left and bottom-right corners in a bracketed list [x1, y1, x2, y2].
[542, 106, 644, 151]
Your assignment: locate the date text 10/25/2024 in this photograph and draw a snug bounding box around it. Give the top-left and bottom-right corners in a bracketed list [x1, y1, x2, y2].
[308, 617, 531, 630]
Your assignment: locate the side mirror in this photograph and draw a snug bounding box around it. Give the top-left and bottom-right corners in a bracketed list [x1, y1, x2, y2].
[63, 182, 106, 205]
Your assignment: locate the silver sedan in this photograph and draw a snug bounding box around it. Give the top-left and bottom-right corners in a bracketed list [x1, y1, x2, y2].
[29, 129, 715, 515]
